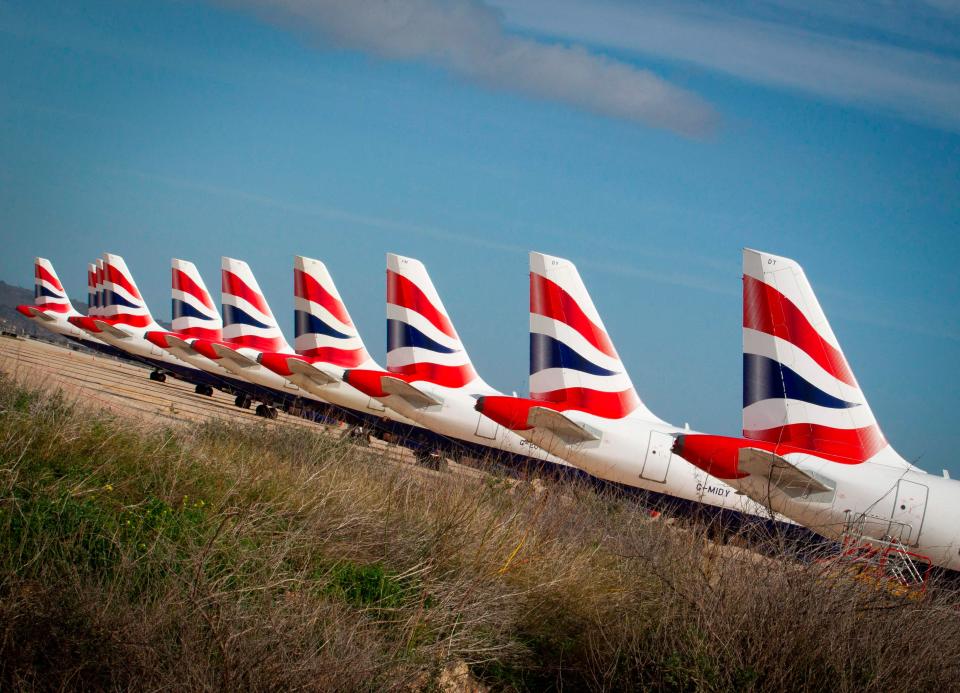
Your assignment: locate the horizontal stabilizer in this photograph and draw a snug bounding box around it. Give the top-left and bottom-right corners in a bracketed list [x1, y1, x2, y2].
[737, 447, 832, 497]
[93, 320, 134, 340]
[380, 376, 441, 408]
[162, 334, 196, 356]
[210, 343, 260, 369]
[28, 307, 57, 322]
[285, 357, 339, 386]
[527, 406, 599, 444]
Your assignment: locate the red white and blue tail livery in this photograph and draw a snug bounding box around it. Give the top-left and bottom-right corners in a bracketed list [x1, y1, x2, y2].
[87, 263, 99, 317]
[221, 257, 293, 354]
[385, 253, 485, 391]
[171, 259, 222, 341]
[742, 248, 902, 468]
[294, 256, 371, 368]
[529, 252, 659, 421]
[97, 253, 159, 330]
[31, 258, 71, 315]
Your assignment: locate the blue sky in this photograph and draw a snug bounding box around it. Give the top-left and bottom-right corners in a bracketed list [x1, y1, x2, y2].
[1, 0, 958, 472]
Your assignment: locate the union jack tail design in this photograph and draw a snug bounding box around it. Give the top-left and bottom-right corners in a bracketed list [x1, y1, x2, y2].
[221, 257, 293, 353]
[742, 249, 903, 465]
[87, 263, 98, 316]
[100, 253, 157, 329]
[32, 258, 73, 314]
[529, 252, 659, 421]
[294, 256, 372, 368]
[386, 253, 483, 390]
[95, 259, 106, 318]
[171, 259, 222, 340]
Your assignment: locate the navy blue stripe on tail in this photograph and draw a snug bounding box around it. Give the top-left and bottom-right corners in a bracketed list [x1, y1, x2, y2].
[743, 353, 859, 409]
[530, 332, 618, 376]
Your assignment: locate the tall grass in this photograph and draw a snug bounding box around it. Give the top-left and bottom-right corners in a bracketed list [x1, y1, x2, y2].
[1, 374, 959, 691]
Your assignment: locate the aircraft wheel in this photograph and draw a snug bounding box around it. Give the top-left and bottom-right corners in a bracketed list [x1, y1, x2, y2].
[204, 385, 215, 396]
[156, 372, 166, 383]
[195, 384, 207, 395]
[235, 394, 251, 409]
[268, 407, 279, 420]
[255, 404, 269, 417]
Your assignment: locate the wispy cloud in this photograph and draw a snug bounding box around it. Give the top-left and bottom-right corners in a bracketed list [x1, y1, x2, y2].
[214, 0, 717, 136]
[492, 0, 960, 131]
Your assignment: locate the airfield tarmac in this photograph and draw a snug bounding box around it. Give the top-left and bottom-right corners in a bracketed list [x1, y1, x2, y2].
[0, 335, 488, 477]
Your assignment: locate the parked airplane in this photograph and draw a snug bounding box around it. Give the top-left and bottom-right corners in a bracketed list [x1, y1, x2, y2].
[254, 255, 422, 430]
[144, 258, 277, 400]
[15, 257, 126, 358]
[672, 248, 960, 571]
[185, 257, 357, 419]
[342, 253, 570, 468]
[67, 253, 224, 389]
[473, 252, 776, 520]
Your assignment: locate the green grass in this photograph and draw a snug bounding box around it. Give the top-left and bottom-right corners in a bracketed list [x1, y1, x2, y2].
[1, 373, 959, 691]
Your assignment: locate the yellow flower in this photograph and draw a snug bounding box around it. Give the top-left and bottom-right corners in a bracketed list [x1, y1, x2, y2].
[104, 484, 113, 492]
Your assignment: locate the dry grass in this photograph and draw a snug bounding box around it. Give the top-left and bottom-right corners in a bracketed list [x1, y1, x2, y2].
[1, 374, 959, 691]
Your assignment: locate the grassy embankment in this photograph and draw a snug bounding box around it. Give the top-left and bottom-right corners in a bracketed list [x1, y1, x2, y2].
[1, 374, 959, 691]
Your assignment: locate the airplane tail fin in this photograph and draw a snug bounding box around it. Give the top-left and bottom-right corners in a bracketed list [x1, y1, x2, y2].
[95, 259, 106, 317]
[87, 263, 99, 316]
[32, 258, 74, 314]
[221, 257, 293, 353]
[385, 253, 483, 389]
[171, 259, 222, 340]
[294, 256, 372, 368]
[742, 248, 896, 464]
[100, 253, 157, 329]
[528, 252, 658, 420]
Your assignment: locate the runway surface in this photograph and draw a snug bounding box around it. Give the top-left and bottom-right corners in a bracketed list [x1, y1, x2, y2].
[0, 335, 484, 475]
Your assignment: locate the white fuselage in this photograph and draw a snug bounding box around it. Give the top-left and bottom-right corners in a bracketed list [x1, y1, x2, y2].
[82, 322, 198, 371]
[737, 452, 960, 572]
[276, 362, 421, 427]
[521, 412, 782, 518]
[375, 382, 571, 466]
[197, 347, 320, 402]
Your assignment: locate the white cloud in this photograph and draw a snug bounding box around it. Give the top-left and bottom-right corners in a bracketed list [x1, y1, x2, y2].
[492, 0, 960, 131]
[215, 0, 718, 136]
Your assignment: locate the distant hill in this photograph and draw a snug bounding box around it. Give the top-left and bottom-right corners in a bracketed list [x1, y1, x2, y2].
[0, 280, 169, 343]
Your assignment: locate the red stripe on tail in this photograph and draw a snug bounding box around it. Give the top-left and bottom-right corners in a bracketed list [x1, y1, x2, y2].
[387, 270, 456, 339]
[295, 269, 352, 326]
[743, 275, 855, 386]
[530, 273, 617, 359]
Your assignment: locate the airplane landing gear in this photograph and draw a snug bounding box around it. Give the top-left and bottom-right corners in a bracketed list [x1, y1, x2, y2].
[149, 370, 166, 383]
[195, 384, 214, 396]
[255, 404, 278, 419]
[235, 394, 252, 409]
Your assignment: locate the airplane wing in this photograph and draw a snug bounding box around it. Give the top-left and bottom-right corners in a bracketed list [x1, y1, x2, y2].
[737, 447, 832, 497]
[380, 376, 442, 408]
[210, 343, 259, 369]
[526, 406, 600, 444]
[284, 357, 339, 386]
[93, 320, 134, 340]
